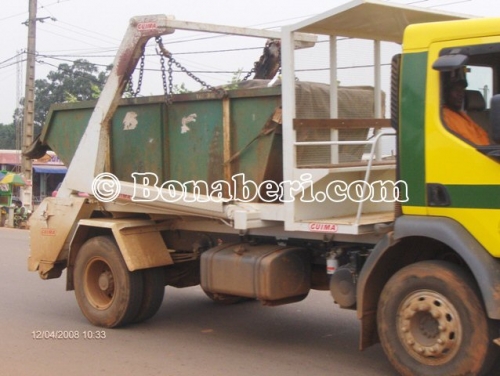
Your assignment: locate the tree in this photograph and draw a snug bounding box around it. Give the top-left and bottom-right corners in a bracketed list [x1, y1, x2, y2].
[0, 123, 16, 149]
[16, 59, 110, 133]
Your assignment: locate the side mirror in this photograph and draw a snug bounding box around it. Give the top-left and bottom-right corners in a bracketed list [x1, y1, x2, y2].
[490, 95, 500, 143]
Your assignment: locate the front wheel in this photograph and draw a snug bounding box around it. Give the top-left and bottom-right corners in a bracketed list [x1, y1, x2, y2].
[377, 260, 498, 376]
[74, 236, 143, 328]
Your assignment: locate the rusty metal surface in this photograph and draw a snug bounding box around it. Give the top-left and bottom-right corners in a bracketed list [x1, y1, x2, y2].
[111, 102, 167, 181]
[201, 243, 310, 301]
[76, 218, 174, 271]
[28, 197, 94, 277]
[42, 86, 283, 201]
[167, 98, 223, 187]
[253, 40, 281, 80]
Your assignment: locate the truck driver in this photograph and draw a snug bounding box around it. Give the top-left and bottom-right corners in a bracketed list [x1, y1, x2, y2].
[442, 76, 490, 146]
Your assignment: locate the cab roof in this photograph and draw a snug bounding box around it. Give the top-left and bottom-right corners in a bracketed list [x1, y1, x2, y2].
[284, 0, 471, 44]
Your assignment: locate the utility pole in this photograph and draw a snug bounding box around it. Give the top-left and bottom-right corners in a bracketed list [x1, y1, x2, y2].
[16, 50, 24, 154]
[21, 0, 37, 210]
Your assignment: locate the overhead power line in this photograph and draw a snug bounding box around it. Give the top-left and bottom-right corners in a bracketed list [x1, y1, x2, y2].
[0, 59, 27, 70]
[0, 51, 26, 66]
[428, 0, 471, 8]
[0, 11, 27, 22]
[57, 20, 121, 44]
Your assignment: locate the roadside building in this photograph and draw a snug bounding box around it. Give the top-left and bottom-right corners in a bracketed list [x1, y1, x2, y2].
[0, 149, 66, 207]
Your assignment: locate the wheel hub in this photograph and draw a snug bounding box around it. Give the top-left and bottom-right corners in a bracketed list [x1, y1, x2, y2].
[398, 290, 461, 365]
[419, 313, 439, 339]
[84, 258, 115, 309]
[98, 270, 114, 294]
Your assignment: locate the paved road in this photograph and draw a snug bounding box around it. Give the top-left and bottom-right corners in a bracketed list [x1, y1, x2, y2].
[0, 227, 398, 376]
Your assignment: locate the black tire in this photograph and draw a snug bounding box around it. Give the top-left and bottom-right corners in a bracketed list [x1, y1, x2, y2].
[133, 267, 165, 323]
[202, 289, 249, 305]
[377, 260, 498, 376]
[74, 236, 143, 328]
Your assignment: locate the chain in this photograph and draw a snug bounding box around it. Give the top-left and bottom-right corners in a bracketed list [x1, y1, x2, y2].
[126, 77, 134, 96]
[242, 67, 255, 81]
[168, 57, 174, 98]
[155, 37, 225, 102]
[158, 52, 170, 103]
[130, 38, 272, 101]
[126, 55, 145, 97]
[135, 55, 145, 96]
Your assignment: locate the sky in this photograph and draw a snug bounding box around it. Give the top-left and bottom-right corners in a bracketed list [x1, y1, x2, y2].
[0, 0, 499, 125]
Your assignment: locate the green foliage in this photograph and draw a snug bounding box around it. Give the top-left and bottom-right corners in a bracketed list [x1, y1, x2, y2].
[172, 83, 191, 94]
[4, 60, 109, 149]
[224, 68, 244, 90]
[64, 91, 78, 103]
[90, 83, 101, 99]
[0, 123, 17, 149]
[29, 59, 110, 128]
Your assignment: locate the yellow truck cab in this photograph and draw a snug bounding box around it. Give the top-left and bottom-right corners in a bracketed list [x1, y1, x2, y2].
[401, 17, 500, 252]
[358, 16, 500, 375]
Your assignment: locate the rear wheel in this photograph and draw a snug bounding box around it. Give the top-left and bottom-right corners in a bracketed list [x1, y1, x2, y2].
[133, 267, 165, 323]
[74, 236, 143, 328]
[377, 260, 498, 376]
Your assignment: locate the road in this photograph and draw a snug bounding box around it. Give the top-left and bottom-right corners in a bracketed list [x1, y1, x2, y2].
[0, 227, 398, 376]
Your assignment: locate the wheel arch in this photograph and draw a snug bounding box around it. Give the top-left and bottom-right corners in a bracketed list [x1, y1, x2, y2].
[66, 218, 174, 290]
[66, 223, 112, 290]
[357, 215, 500, 349]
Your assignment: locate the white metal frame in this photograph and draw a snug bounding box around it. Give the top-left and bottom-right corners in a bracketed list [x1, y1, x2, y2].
[280, 0, 469, 233]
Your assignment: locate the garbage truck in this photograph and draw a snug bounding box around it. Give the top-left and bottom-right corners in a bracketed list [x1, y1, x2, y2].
[27, 0, 500, 374]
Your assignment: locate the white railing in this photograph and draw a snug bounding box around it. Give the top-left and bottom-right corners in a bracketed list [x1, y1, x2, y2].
[294, 131, 397, 225]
